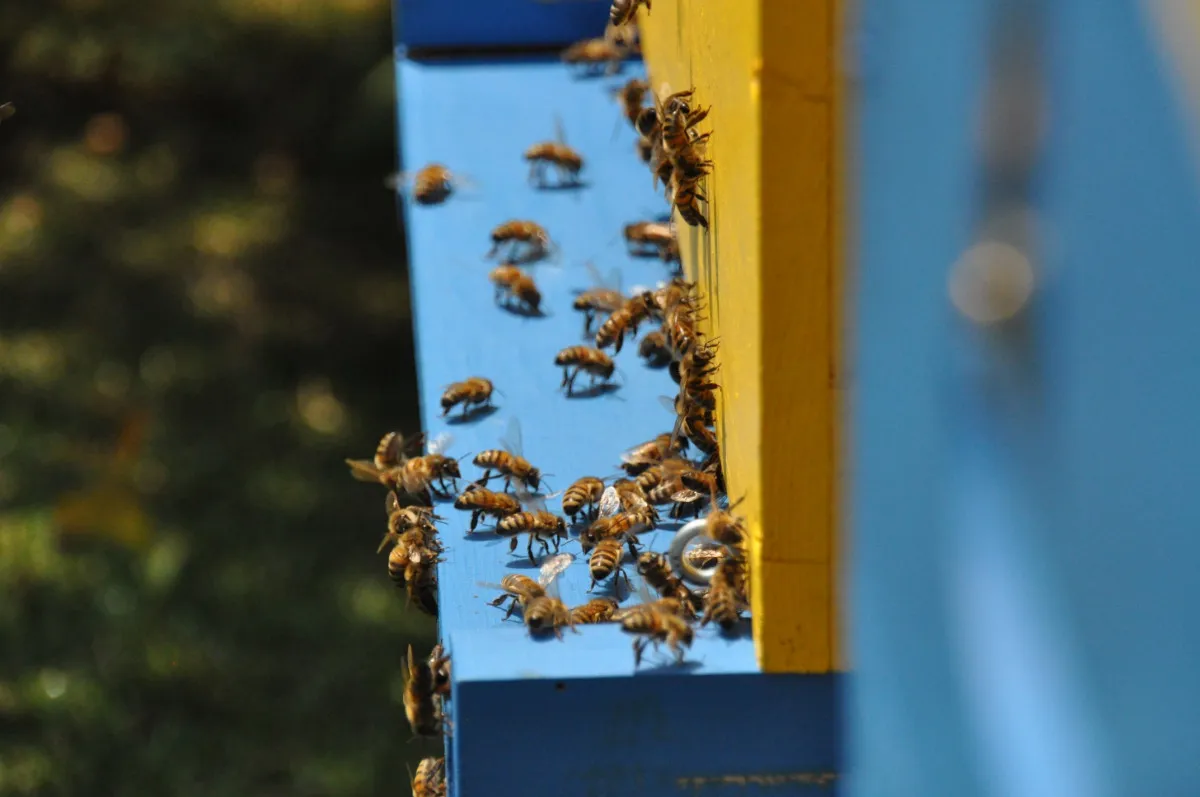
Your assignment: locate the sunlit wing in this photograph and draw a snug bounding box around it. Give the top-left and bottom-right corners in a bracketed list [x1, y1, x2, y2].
[345, 458, 382, 482]
[426, 432, 454, 456]
[538, 552, 575, 587]
[598, 486, 622, 517]
[500, 417, 524, 457]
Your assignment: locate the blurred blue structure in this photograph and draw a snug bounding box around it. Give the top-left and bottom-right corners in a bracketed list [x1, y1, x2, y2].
[395, 0, 608, 51]
[851, 1, 1200, 796]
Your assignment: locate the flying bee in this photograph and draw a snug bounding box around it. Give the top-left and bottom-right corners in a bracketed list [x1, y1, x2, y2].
[441, 376, 497, 418]
[623, 221, 676, 258]
[614, 78, 649, 128]
[474, 417, 545, 492]
[411, 757, 446, 797]
[572, 263, 626, 337]
[346, 432, 460, 504]
[619, 600, 694, 667]
[487, 220, 553, 263]
[702, 556, 748, 631]
[570, 596, 620, 625]
[620, 432, 686, 475]
[496, 495, 568, 565]
[595, 292, 657, 353]
[554, 346, 616, 395]
[490, 264, 542, 315]
[525, 117, 583, 188]
[394, 548, 440, 615]
[610, 0, 650, 27]
[637, 329, 672, 367]
[454, 483, 522, 531]
[561, 475, 605, 523]
[561, 37, 625, 76]
[387, 163, 475, 206]
[637, 551, 702, 616]
[401, 644, 442, 737]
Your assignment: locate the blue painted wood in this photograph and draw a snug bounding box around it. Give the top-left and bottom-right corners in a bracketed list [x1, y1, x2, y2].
[395, 58, 840, 796]
[395, 0, 608, 51]
[853, 1, 1200, 796]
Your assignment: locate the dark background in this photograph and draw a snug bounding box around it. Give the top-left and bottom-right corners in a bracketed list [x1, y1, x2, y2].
[0, 1, 434, 793]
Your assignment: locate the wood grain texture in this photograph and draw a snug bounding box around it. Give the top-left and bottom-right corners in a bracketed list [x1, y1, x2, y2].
[641, 0, 842, 673]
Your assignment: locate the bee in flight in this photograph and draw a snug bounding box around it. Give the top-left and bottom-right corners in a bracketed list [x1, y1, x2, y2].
[554, 346, 616, 396]
[572, 263, 626, 337]
[386, 162, 474, 206]
[473, 417, 547, 493]
[441, 376, 497, 419]
[487, 220, 553, 264]
[637, 550, 702, 617]
[561, 37, 626, 77]
[595, 291, 657, 353]
[345, 431, 461, 505]
[401, 643, 444, 737]
[623, 220, 677, 260]
[525, 117, 584, 188]
[489, 264, 543, 315]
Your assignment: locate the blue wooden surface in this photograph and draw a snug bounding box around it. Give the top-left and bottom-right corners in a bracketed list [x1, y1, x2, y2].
[395, 0, 608, 50]
[852, 1, 1200, 796]
[396, 57, 840, 795]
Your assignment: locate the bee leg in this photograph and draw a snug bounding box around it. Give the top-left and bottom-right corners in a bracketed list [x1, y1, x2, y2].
[503, 598, 520, 620]
[470, 511, 480, 532]
[508, 537, 519, 553]
[632, 637, 646, 668]
[613, 330, 624, 354]
[527, 537, 537, 566]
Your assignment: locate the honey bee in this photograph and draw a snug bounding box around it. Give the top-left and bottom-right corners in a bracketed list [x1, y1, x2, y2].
[623, 221, 676, 258]
[561, 37, 625, 76]
[705, 505, 747, 551]
[569, 596, 620, 625]
[587, 536, 631, 591]
[525, 118, 584, 188]
[637, 551, 702, 615]
[682, 544, 726, 572]
[637, 329, 672, 367]
[441, 376, 496, 418]
[490, 264, 542, 315]
[614, 78, 649, 128]
[581, 508, 653, 555]
[488, 573, 545, 619]
[473, 418, 545, 493]
[454, 483, 522, 531]
[702, 557, 748, 631]
[619, 600, 694, 667]
[572, 263, 626, 337]
[522, 553, 577, 637]
[671, 173, 709, 229]
[497, 501, 568, 564]
[346, 433, 460, 503]
[612, 479, 655, 516]
[398, 552, 440, 616]
[610, 0, 650, 27]
[620, 432, 686, 475]
[381, 494, 443, 575]
[664, 299, 700, 357]
[561, 475, 605, 523]
[595, 292, 657, 353]
[487, 220, 552, 263]
[401, 644, 442, 737]
[554, 346, 616, 395]
[412, 164, 453, 205]
[412, 757, 446, 797]
[678, 410, 719, 455]
[428, 643, 451, 696]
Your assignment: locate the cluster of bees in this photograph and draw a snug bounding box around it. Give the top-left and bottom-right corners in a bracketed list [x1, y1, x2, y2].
[360, 4, 740, 793]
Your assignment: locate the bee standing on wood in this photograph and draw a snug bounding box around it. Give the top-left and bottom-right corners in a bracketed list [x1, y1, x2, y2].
[441, 377, 496, 418]
[561, 475, 605, 523]
[554, 346, 616, 395]
[473, 418, 546, 493]
[345, 432, 460, 504]
[702, 556, 749, 631]
[500, 553, 576, 638]
[619, 599, 694, 667]
[637, 551, 702, 617]
[487, 220, 552, 263]
[496, 493, 568, 565]
[610, 0, 651, 28]
[638, 329, 673, 367]
[454, 483, 522, 532]
[411, 757, 446, 797]
[489, 264, 542, 315]
[401, 643, 442, 737]
[488, 573, 545, 619]
[570, 596, 620, 625]
[525, 118, 584, 188]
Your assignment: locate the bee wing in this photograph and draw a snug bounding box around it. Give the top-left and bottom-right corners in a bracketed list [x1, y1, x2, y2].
[346, 459, 383, 483]
[500, 417, 524, 457]
[538, 552, 575, 587]
[597, 486, 622, 517]
[426, 432, 454, 456]
[515, 485, 548, 513]
[671, 488, 705, 504]
[385, 490, 402, 515]
[554, 113, 568, 146]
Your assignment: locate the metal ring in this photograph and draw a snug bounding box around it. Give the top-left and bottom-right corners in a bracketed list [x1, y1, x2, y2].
[667, 518, 717, 586]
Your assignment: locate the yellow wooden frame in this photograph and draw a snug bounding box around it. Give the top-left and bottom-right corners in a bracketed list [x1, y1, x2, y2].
[641, 0, 843, 673]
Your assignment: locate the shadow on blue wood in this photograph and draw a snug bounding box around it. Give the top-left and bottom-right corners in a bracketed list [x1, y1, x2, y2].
[396, 0, 608, 51]
[396, 58, 839, 796]
[852, 0, 1200, 796]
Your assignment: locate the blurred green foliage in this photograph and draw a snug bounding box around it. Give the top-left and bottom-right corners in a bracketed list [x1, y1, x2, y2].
[0, 0, 437, 794]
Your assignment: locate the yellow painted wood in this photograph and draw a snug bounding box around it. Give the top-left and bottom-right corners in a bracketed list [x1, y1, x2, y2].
[641, 0, 843, 673]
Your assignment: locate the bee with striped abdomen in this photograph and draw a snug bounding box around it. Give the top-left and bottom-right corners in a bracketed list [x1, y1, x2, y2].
[454, 483, 522, 532]
[614, 78, 649, 128]
[572, 263, 626, 337]
[346, 432, 460, 504]
[702, 556, 749, 631]
[441, 377, 496, 418]
[525, 117, 584, 188]
[554, 346, 616, 395]
[561, 37, 626, 77]
[637, 550, 702, 617]
[561, 475, 605, 523]
[619, 599, 694, 668]
[487, 220, 553, 263]
[496, 500, 568, 564]
[490, 264, 542, 315]
[595, 291, 657, 353]
[411, 757, 446, 797]
[401, 644, 442, 737]
[473, 418, 545, 493]
[569, 596, 620, 625]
